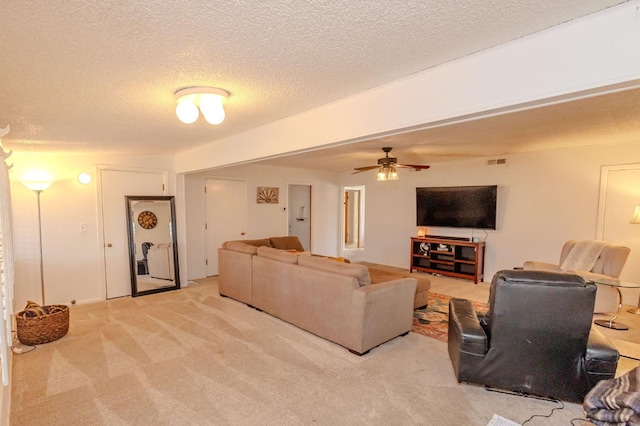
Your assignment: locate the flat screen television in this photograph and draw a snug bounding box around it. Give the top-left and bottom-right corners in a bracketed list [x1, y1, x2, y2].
[416, 185, 497, 229]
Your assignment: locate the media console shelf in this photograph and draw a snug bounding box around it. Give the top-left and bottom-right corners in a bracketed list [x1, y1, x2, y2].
[410, 236, 485, 284]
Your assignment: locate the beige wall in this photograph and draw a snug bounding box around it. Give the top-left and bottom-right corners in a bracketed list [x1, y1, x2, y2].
[340, 140, 640, 297]
[184, 164, 340, 280]
[10, 152, 176, 308]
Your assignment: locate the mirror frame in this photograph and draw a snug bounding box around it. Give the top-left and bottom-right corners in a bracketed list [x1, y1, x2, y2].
[125, 195, 180, 297]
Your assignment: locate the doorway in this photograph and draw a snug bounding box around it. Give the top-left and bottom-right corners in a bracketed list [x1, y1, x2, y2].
[344, 186, 365, 249]
[597, 164, 640, 304]
[205, 178, 247, 276]
[288, 184, 311, 251]
[343, 186, 365, 262]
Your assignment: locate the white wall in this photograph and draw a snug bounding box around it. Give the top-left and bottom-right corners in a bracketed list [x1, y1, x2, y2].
[10, 152, 176, 309]
[184, 164, 340, 279]
[340, 140, 640, 288]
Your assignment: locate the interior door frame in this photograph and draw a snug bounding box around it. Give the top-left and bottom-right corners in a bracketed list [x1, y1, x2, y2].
[596, 162, 640, 304]
[204, 176, 248, 276]
[596, 163, 640, 239]
[287, 183, 312, 252]
[341, 185, 365, 255]
[96, 165, 168, 301]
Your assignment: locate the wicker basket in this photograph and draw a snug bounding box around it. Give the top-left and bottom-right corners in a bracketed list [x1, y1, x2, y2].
[16, 305, 69, 345]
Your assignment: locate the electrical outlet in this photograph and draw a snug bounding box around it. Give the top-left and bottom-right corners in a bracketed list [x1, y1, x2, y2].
[80, 223, 87, 232]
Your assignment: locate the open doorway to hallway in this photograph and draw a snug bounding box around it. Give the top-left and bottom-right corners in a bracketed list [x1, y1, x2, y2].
[343, 186, 365, 263]
[288, 184, 311, 252]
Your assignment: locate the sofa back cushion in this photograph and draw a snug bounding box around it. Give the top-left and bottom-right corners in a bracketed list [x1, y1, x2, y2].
[223, 241, 259, 255]
[298, 255, 371, 286]
[270, 236, 305, 251]
[257, 246, 299, 264]
[242, 238, 273, 248]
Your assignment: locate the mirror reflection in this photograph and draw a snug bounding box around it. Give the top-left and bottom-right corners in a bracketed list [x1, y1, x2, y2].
[126, 195, 180, 296]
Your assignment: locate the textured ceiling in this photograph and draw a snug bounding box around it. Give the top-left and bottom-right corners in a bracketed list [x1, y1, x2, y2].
[0, 0, 632, 165]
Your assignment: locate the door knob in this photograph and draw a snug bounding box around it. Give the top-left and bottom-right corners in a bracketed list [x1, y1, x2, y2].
[107, 243, 112, 247]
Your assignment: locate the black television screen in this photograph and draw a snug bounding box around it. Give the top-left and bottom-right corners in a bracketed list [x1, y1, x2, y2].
[416, 185, 497, 229]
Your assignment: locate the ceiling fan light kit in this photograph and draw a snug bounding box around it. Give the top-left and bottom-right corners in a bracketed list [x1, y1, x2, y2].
[175, 87, 229, 125]
[354, 147, 430, 181]
[377, 165, 398, 181]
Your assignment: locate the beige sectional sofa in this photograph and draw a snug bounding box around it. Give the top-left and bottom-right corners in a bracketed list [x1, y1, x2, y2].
[218, 237, 417, 355]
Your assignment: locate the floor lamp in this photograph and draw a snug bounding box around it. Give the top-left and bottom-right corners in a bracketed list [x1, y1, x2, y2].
[22, 178, 52, 306]
[628, 205, 640, 315]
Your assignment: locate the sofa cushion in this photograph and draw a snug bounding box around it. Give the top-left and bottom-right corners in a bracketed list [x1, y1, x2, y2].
[269, 236, 305, 251]
[256, 246, 299, 264]
[298, 255, 371, 286]
[223, 241, 259, 255]
[242, 238, 273, 247]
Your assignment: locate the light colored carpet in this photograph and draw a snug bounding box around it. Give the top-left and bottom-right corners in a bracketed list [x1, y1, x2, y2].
[11, 277, 591, 425]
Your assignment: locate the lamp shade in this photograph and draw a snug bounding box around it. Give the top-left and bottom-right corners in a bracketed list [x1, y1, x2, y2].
[631, 205, 640, 224]
[23, 180, 52, 191]
[22, 171, 53, 192]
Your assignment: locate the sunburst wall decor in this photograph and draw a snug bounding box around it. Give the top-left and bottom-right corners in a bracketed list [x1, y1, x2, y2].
[257, 187, 279, 204]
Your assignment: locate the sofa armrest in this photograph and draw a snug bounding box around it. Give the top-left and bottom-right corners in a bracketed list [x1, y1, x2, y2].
[585, 325, 619, 385]
[352, 278, 416, 354]
[522, 261, 562, 272]
[448, 298, 487, 382]
[218, 248, 254, 305]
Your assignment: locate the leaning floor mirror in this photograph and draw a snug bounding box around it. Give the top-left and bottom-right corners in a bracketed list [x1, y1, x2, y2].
[126, 195, 180, 297]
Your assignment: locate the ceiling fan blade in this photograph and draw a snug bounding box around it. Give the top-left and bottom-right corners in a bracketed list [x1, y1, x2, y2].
[396, 164, 430, 170]
[352, 165, 380, 173]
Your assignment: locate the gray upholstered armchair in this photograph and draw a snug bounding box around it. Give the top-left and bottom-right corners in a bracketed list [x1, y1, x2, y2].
[448, 270, 619, 403]
[523, 240, 630, 313]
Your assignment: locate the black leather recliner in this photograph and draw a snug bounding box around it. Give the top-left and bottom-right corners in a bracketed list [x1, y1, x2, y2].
[448, 269, 619, 403]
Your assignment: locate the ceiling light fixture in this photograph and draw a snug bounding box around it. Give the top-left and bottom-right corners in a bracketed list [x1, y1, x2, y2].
[377, 165, 398, 181]
[175, 87, 229, 125]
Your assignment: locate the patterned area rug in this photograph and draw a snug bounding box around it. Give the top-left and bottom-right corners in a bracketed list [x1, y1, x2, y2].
[413, 292, 488, 342]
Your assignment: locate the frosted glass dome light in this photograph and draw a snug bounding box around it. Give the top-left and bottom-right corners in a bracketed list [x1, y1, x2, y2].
[175, 95, 199, 124]
[199, 94, 226, 125]
[174, 87, 229, 125]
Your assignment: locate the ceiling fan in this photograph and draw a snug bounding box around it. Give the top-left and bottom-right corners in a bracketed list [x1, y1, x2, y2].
[352, 147, 430, 180]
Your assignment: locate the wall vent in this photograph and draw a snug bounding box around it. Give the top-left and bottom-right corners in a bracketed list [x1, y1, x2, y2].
[487, 158, 507, 165]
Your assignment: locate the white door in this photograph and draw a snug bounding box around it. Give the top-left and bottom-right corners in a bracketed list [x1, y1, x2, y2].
[101, 169, 164, 299]
[598, 164, 640, 303]
[205, 178, 247, 276]
[288, 184, 311, 251]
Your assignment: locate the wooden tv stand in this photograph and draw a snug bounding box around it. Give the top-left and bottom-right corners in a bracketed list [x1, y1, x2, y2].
[410, 236, 485, 283]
